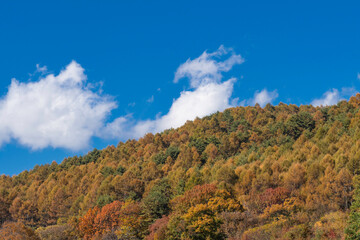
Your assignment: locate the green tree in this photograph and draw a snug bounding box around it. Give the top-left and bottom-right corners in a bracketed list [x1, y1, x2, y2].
[142, 179, 172, 220]
[285, 112, 315, 139]
[345, 177, 360, 239]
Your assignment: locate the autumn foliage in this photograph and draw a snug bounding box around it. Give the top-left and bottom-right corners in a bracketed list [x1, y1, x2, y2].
[78, 200, 143, 239]
[3, 94, 360, 238]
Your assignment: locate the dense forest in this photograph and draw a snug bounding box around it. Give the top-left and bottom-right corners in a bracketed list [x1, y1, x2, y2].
[3, 94, 360, 239]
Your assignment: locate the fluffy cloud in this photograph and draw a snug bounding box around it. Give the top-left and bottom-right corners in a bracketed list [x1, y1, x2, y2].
[105, 46, 243, 138]
[156, 80, 234, 130]
[0, 46, 246, 150]
[311, 88, 356, 107]
[311, 89, 340, 106]
[239, 89, 278, 107]
[174, 45, 244, 88]
[0, 61, 116, 150]
[251, 89, 278, 107]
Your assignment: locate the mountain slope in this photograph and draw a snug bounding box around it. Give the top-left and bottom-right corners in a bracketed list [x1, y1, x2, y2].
[2, 94, 360, 239]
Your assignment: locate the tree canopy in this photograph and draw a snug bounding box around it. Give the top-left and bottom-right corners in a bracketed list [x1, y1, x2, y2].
[3, 94, 360, 239]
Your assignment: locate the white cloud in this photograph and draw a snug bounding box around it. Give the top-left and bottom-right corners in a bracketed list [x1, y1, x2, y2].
[0, 61, 116, 150]
[250, 89, 278, 107]
[104, 46, 243, 139]
[106, 80, 234, 139]
[311, 89, 340, 106]
[311, 88, 341, 107]
[101, 116, 131, 139]
[0, 46, 246, 149]
[311, 88, 356, 107]
[174, 45, 244, 88]
[157, 80, 234, 129]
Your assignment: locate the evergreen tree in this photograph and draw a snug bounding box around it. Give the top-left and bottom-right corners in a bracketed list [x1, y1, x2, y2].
[345, 176, 360, 239]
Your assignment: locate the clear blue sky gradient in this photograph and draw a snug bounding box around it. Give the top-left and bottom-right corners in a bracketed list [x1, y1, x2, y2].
[1, 0, 360, 175]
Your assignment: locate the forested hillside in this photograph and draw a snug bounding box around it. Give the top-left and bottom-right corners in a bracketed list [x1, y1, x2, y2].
[3, 95, 360, 239]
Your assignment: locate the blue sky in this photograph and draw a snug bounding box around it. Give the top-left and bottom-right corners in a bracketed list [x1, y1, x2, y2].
[0, 0, 360, 175]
